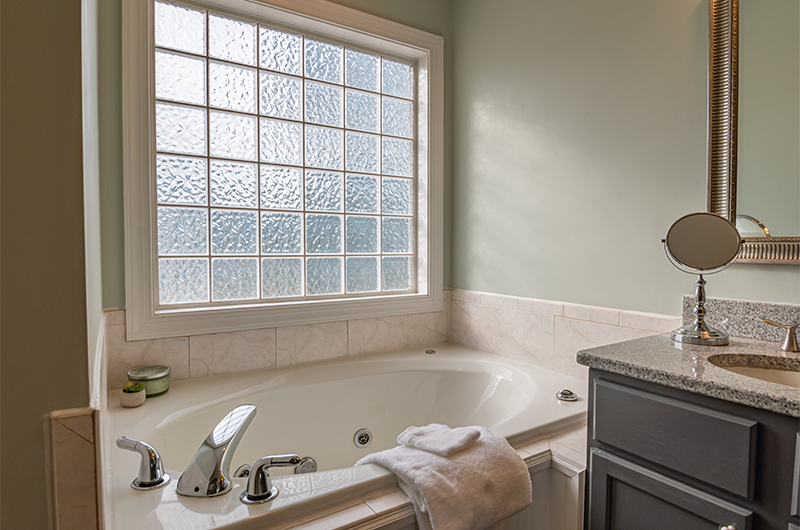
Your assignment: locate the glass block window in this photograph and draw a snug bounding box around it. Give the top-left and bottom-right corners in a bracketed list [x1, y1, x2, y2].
[153, 1, 416, 304]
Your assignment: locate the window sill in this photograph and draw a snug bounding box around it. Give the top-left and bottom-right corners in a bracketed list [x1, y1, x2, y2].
[126, 290, 442, 340]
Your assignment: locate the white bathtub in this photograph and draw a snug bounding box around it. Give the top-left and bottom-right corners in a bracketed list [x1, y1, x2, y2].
[102, 343, 587, 530]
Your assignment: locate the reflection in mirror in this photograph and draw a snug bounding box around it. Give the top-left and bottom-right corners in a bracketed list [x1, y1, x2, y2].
[664, 213, 742, 345]
[738, 0, 800, 238]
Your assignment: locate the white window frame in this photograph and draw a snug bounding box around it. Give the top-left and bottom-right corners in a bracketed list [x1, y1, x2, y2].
[123, 0, 443, 340]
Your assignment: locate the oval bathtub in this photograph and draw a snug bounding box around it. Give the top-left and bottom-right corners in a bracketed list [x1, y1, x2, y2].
[103, 343, 587, 530]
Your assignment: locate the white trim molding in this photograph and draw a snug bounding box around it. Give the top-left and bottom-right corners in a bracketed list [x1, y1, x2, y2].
[123, 0, 444, 339]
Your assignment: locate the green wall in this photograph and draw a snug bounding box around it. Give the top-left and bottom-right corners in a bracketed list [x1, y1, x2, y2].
[1, 1, 90, 528]
[451, 0, 800, 315]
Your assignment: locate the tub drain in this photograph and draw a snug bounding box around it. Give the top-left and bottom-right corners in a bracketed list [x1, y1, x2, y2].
[354, 428, 372, 448]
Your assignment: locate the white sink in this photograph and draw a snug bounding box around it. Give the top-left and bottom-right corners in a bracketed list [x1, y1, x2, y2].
[708, 354, 800, 389]
[719, 365, 800, 389]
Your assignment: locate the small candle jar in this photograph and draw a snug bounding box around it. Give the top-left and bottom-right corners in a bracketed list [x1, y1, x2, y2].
[127, 365, 171, 397]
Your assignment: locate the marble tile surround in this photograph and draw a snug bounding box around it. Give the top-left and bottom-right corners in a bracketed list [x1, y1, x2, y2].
[103, 292, 450, 391]
[48, 408, 99, 530]
[450, 289, 681, 381]
[103, 288, 682, 390]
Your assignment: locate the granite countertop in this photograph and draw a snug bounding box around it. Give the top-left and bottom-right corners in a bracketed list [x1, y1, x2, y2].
[577, 334, 799, 418]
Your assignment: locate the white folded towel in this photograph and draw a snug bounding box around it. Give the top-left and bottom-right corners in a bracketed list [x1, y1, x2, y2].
[397, 423, 481, 457]
[356, 425, 531, 530]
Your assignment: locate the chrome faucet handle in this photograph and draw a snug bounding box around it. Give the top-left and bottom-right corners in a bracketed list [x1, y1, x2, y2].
[177, 404, 257, 498]
[116, 436, 171, 490]
[762, 319, 800, 352]
[240, 454, 301, 504]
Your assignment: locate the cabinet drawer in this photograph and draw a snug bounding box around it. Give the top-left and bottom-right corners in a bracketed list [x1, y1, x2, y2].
[592, 379, 758, 498]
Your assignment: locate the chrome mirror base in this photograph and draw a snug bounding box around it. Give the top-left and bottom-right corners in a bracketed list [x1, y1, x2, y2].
[671, 324, 729, 346]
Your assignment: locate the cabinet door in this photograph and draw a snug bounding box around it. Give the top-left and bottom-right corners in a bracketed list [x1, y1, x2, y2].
[587, 449, 753, 530]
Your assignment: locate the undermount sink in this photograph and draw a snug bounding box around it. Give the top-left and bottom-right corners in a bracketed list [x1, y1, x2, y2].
[708, 354, 800, 389]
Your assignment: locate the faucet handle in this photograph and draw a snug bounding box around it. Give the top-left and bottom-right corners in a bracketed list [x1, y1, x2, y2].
[240, 454, 301, 504]
[116, 436, 171, 490]
[761, 319, 800, 352]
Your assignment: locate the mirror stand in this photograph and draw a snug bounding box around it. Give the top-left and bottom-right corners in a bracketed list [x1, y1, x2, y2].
[671, 275, 729, 346]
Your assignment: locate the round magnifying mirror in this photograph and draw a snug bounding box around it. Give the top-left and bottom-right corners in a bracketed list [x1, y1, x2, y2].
[664, 212, 741, 274]
[664, 213, 742, 346]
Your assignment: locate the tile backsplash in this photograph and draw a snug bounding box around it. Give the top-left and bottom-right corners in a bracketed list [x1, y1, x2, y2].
[104, 291, 450, 390]
[682, 296, 800, 343]
[103, 289, 680, 390]
[449, 290, 681, 381]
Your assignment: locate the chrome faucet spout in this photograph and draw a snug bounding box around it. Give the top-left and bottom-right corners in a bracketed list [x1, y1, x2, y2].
[177, 404, 257, 497]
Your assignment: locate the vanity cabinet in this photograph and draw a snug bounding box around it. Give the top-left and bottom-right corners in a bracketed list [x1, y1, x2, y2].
[585, 370, 799, 530]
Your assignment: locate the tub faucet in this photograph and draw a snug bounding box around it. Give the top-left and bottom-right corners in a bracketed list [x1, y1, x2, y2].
[177, 404, 257, 497]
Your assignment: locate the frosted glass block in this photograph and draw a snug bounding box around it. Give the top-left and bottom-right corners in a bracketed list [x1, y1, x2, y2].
[346, 215, 378, 254]
[345, 174, 378, 213]
[260, 118, 302, 166]
[305, 126, 343, 170]
[211, 209, 257, 254]
[345, 132, 379, 174]
[156, 103, 206, 156]
[306, 257, 342, 295]
[346, 257, 378, 293]
[259, 27, 301, 76]
[382, 97, 413, 138]
[305, 39, 342, 84]
[210, 160, 257, 208]
[157, 155, 207, 206]
[345, 90, 379, 133]
[262, 258, 303, 298]
[209, 13, 255, 66]
[212, 258, 258, 300]
[261, 212, 302, 254]
[155, 50, 205, 106]
[382, 256, 411, 291]
[305, 81, 342, 127]
[260, 72, 301, 120]
[305, 170, 343, 212]
[382, 137, 413, 177]
[382, 216, 411, 253]
[306, 214, 342, 254]
[209, 62, 256, 113]
[158, 207, 208, 255]
[159, 258, 209, 304]
[210, 111, 257, 161]
[261, 165, 301, 210]
[345, 49, 379, 92]
[382, 177, 412, 215]
[155, 1, 205, 55]
[382, 59, 413, 99]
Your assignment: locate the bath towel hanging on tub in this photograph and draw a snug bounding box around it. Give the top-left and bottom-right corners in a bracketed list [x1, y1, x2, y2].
[356, 424, 532, 530]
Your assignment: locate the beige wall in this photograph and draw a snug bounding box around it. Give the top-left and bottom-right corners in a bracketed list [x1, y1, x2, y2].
[0, 1, 90, 529]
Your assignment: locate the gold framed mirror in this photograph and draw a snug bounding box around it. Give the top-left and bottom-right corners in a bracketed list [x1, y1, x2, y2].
[708, 0, 800, 263]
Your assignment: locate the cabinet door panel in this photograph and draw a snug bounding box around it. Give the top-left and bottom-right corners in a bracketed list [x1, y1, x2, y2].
[588, 449, 752, 530]
[592, 379, 758, 498]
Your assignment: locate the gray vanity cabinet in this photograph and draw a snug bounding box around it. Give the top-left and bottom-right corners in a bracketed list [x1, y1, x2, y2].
[585, 370, 800, 530]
